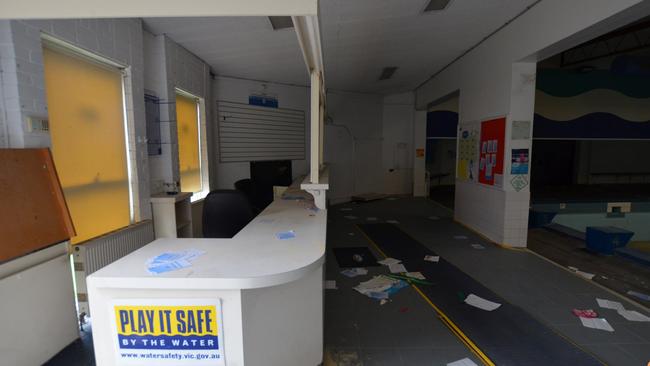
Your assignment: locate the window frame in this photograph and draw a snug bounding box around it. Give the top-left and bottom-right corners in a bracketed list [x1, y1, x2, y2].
[41, 33, 139, 242]
[175, 88, 209, 202]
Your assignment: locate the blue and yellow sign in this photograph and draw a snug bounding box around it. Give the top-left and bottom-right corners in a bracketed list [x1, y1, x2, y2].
[112, 300, 224, 365]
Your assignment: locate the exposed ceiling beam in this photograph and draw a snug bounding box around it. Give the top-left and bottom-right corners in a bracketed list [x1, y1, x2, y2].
[560, 19, 650, 67]
[0, 0, 317, 19]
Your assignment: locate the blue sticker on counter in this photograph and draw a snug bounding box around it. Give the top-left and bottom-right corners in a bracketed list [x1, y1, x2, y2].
[276, 230, 296, 240]
[146, 249, 205, 275]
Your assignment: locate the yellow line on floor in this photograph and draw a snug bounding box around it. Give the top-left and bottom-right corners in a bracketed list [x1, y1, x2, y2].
[356, 225, 496, 366]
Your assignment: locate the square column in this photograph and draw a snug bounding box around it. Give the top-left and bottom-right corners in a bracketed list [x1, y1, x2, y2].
[454, 62, 536, 247]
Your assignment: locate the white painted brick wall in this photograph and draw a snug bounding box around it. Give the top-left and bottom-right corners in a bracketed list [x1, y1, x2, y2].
[143, 31, 212, 195]
[2, 18, 151, 220]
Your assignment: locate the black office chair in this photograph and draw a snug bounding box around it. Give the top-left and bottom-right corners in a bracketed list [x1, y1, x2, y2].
[234, 178, 258, 209]
[202, 190, 256, 238]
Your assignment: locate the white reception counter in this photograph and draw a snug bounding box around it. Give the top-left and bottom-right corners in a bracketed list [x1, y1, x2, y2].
[87, 186, 326, 366]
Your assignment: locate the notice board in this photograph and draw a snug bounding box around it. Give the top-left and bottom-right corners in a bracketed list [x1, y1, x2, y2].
[0, 149, 75, 262]
[457, 122, 480, 181]
[478, 117, 506, 187]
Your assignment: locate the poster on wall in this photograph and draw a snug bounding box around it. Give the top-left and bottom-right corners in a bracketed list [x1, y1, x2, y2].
[478, 117, 506, 186]
[457, 122, 480, 181]
[511, 148, 529, 174]
[111, 299, 225, 366]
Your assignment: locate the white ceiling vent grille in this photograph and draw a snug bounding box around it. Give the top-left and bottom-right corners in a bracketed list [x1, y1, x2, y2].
[269, 16, 294, 30]
[423, 0, 452, 12]
[379, 66, 398, 80]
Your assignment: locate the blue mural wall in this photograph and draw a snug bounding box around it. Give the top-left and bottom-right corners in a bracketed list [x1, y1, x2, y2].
[427, 56, 650, 139]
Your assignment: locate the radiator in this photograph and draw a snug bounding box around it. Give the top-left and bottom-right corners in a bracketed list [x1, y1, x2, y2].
[73, 220, 154, 317]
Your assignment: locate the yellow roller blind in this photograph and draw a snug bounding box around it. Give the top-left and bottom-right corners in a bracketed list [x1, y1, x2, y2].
[176, 93, 202, 193]
[43, 46, 131, 244]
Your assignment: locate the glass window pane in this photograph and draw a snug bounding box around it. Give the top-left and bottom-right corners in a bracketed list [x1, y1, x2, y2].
[43, 47, 131, 244]
[176, 93, 202, 193]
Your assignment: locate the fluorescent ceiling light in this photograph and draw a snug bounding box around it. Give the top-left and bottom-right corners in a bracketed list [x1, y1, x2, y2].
[379, 67, 398, 81]
[269, 16, 294, 30]
[423, 0, 451, 12]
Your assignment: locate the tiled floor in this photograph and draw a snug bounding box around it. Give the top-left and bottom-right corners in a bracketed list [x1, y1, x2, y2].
[527, 227, 650, 307]
[47, 196, 650, 365]
[325, 197, 650, 365]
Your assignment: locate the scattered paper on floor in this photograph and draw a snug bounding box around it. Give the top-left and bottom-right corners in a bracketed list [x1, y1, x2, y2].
[567, 266, 595, 280]
[627, 290, 650, 302]
[348, 232, 355, 236]
[340, 207, 353, 211]
[366, 217, 378, 221]
[464, 294, 501, 311]
[327, 348, 361, 366]
[447, 357, 479, 366]
[617, 309, 650, 322]
[405, 272, 426, 280]
[353, 275, 408, 300]
[424, 255, 440, 262]
[454, 235, 468, 240]
[324, 280, 338, 290]
[341, 268, 368, 278]
[386, 220, 400, 224]
[576, 270, 595, 280]
[597, 298, 625, 311]
[579, 317, 614, 332]
[389, 263, 407, 273]
[344, 215, 358, 220]
[572, 309, 598, 318]
[471, 244, 485, 250]
[378, 257, 401, 266]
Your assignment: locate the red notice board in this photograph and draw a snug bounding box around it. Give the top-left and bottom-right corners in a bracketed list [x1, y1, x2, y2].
[478, 117, 506, 186]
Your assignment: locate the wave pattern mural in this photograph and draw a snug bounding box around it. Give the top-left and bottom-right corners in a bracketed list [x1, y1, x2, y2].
[426, 69, 650, 139]
[535, 89, 650, 122]
[535, 68, 650, 139]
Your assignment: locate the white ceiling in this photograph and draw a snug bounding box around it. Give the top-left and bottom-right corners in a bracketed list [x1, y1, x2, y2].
[143, 16, 309, 85]
[144, 0, 539, 94]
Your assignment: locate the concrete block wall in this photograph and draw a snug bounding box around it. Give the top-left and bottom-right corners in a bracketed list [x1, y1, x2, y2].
[144, 32, 212, 195]
[0, 20, 12, 148]
[1, 18, 151, 220]
[165, 36, 212, 197]
[0, 18, 152, 365]
[0, 19, 28, 148]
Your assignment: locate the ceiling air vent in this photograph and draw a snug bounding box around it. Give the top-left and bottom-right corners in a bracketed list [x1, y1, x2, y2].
[268, 16, 294, 30]
[379, 67, 398, 81]
[423, 0, 452, 12]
